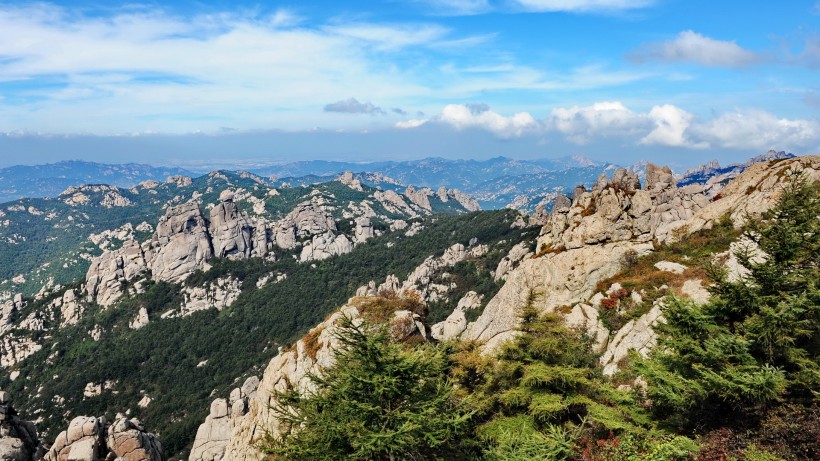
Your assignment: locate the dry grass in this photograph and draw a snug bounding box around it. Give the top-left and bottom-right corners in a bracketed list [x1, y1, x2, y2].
[350, 291, 427, 324]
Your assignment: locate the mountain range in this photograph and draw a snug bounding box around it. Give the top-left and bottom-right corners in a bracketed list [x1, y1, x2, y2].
[0, 153, 817, 461]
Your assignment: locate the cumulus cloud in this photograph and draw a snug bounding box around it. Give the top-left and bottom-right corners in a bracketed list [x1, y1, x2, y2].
[324, 98, 386, 115]
[640, 105, 707, 148]
[437, 104, 539, 138]
[547, 101, 649, 144]
[692, 109, 820, 150]
[512, 0, 654, 13]
[630, 30, 759, 67]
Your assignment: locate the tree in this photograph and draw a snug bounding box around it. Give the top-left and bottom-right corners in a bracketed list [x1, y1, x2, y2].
[263, 316, 475, 461]
[636, 170, 820, 428]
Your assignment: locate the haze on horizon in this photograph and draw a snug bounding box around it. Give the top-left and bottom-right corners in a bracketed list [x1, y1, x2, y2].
[0, 0, 818, 170]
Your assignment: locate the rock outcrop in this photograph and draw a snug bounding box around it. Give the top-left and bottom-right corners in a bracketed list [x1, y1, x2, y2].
[45, 415, 165, 461]
[209, 191, 254, 260]
[0, 391, 44, 461]
[404, 186, 433, 211]
[300, 233, 353, 261]
[149, 202, 214, 284]
[179, 277, 243, 316]
[189, 377, 259, 461]
[461, 158, 816, 353]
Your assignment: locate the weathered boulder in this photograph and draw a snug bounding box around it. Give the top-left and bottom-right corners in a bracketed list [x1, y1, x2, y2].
[44, 415, 165, 461]
[209, 192, 254, 259]
[149, 203, 213, 284]
[300, 233, 354, 261]
[353, 217, 375, 244]
[106, 417, 164, 461]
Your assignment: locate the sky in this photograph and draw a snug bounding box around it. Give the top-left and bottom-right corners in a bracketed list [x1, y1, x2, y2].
[0, 0, 819, 170]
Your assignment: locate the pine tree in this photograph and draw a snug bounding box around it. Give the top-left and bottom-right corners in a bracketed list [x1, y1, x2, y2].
[636, 170, 820, 428]
[263, 315, 475, 461]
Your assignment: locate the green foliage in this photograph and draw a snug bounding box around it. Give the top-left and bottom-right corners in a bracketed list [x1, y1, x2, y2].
[636, 171, 820, 429]
[263, 316, 476, 461]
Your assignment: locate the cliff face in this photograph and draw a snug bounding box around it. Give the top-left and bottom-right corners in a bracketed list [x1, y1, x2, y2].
[461, 157, 819, 352]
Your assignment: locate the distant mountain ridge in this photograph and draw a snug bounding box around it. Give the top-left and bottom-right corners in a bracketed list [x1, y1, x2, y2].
[0, 160, 193, 203]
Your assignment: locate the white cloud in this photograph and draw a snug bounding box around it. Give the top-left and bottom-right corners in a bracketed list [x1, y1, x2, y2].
[322, 23, 450, 51]
[692, 109, 820, 150]
[512, 0, 654, 13]
[640, 104, 707, 148]
[547, 101, 649, 144]
[631, 30, 758, 67]
[395, 119, 429, 128]
[437, 104, 539, 137]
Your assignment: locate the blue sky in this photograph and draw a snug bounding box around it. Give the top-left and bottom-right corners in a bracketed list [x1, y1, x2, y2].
[0, 0, 818, 169]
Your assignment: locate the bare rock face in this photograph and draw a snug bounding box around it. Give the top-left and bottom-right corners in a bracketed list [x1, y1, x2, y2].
[106, 417, 164, 461]
[189, 376, 259, 461]
[85, 240, 148, 307]
[463, 241, 653, 352]
[165, 175, 192, 187]
[44, 415, 165, 461]
[209, 192, 254, 260]
[128, 307, 150, 330]
[404, 186, 433, 211]
[0, 391, 44, 461]
[445, 189, 480, 212]
[494, 242, 533, 281]
[338, 172, 363, 191]
[287, 202, 337, 238]
[300, 233, 353, 261]
[179, 277, 242, 316]
[1, 335, 42, 368]
[149, 203, 213, 284]
[600, 303, 664, 376]
[353, 217, 375, 244]
[374, 190, 416, 216]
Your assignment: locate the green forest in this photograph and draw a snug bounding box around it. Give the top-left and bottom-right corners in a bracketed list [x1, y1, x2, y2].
[1, 209, 534, 455]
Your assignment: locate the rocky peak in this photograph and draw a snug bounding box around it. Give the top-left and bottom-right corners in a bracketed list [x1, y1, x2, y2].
[149, 202, 213, 284]
[209, 191, 254, 259]
[404, 186, 433, 211]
